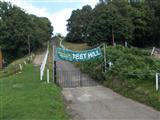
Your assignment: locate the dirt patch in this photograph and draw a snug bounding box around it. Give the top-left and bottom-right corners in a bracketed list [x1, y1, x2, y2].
[154, 54, 160, 59]
[33, 53, 45, 65]
[153, 48, 160, 59]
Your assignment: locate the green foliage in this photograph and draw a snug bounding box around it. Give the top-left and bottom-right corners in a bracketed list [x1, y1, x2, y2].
[65, 5, 92, 43]
[87, 2, 134, 45]
[79, 45, 160, 81]
[66, 0, 160, 47]
[0, 1, 53, 63]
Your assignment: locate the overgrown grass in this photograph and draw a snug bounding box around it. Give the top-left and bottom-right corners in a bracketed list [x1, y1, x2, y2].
[59, 40, 89, 51]
[0, 63, 68, 120]
[63, 41, 160, 111]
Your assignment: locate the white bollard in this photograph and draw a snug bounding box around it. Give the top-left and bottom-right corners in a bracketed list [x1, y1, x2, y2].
[156, 73, 159, 91]
[19, 64, 22, 71]
[125, 41, 128, 47]
[24, 61, 26, 64]
[108, 61, 113, 70]
[47, 69, 49, 83]
[40, 67, 43, 81]
[151, 47, 155, 56]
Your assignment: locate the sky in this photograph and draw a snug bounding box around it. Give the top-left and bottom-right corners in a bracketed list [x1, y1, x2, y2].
[3, 0, 99, 36]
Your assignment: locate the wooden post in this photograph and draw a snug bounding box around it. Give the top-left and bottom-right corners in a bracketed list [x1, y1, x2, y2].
[54, 60, 57, 84]
[112, 27, 115, 46]
[103, 43, 107, 73]
[28, 35, 31, 56]
[53, 39, 57, 84]
[0, 48, 3, 69]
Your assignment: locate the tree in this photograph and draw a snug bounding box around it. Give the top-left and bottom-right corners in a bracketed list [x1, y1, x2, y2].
[145, 0, 160, 47]
[66, 0, 160, 47]
[66, 5, 92, 43]
[86, 2, 134, 46]
[0, 1, 53, 63]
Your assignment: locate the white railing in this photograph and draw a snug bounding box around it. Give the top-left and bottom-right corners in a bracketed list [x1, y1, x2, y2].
[40, 48, 49, 80]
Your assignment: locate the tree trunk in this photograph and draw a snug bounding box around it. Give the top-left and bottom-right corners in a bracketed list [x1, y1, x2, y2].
[112, 27, 115, 46]
[0, 48, 3, 69]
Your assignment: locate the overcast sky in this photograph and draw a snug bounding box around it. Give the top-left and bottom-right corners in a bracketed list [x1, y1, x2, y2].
[3, 0, 99, 36]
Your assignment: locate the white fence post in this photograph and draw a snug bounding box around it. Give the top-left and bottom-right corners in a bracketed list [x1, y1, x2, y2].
[156, 73, 159, 91]
[47, 69, 49, 83]
[24, 61, 26, 65]
[40, 49, 49, 81]
[125, 41, 128, 47]
[151, 47, 155, 56]
[19, 64, 22, 71]
[40, 68, 43, 81]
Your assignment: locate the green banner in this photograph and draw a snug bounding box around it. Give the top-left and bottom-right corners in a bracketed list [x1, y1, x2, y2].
[56, 47, 102, 62]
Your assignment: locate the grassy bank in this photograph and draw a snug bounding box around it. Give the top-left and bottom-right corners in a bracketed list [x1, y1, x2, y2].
[0, 56, 31, 79]
[62, 41, 160, 111]
[0, 62, 68, 119]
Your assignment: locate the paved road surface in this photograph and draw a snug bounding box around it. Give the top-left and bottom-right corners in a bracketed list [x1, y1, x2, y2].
[57, 61, 160, 120]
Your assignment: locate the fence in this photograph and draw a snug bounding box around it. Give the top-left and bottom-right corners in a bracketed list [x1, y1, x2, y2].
[40, 48, 49, 80]
[57, 70, 98, 88]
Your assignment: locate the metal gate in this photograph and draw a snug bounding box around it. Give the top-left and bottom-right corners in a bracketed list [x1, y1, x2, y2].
[57, 70, 98, 88]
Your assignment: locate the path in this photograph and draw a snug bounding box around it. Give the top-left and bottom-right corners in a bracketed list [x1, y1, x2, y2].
[57, 61, 160, 120]
[33, 53, 45, 65]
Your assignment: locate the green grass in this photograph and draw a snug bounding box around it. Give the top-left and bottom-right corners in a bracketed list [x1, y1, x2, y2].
[0, 64, 68, 120]
[0, 56, 32, 79]
[62, 41, 160, 111]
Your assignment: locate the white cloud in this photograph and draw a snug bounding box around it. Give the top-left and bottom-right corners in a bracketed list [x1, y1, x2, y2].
[3, 0, 50, 17]
[49, 8, 73, 36]
[3, 0, 98, 36]
[79, 0, 98, 8]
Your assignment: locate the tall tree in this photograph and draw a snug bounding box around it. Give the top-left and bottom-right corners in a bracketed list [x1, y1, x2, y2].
[86, 2, 134, 46]
[66, 5, 92, 43]
[0, 1, 53, 63]
[66, 0, 160, 47]
[145, 0, 160, 46]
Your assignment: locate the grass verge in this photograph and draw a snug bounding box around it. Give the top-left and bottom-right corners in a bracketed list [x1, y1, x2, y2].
[0, 63, 69, 120]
